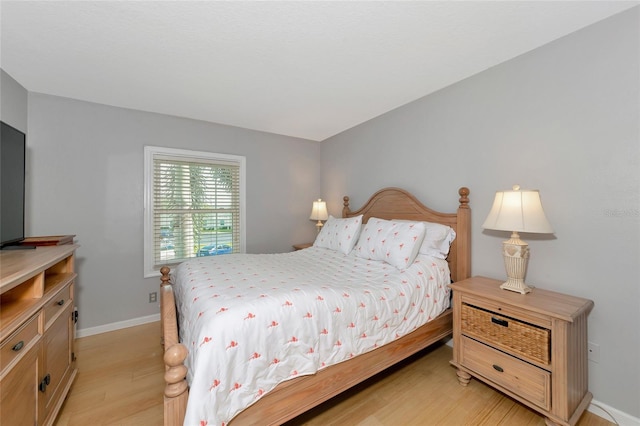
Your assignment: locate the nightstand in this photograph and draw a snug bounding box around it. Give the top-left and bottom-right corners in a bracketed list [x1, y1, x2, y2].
[449, 276, 594, 426]
[292, 242, 313, 251]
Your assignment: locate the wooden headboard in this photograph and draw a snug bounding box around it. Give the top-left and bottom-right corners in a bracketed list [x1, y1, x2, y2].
[342, 187, 471, 283]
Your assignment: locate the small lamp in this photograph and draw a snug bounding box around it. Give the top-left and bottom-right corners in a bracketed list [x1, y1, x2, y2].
[482, 185, 554, 294]
[310, 199, 329, 233]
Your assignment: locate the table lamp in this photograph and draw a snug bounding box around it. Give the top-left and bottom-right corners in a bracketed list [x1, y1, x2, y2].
[482, 185, 553, 294]
[310, 199, 328, 233]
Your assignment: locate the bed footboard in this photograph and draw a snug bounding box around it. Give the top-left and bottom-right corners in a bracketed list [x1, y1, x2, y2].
[160, 266, 188, 425]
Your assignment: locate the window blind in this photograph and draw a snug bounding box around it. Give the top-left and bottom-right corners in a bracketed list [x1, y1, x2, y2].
[151, 155, 241, 267]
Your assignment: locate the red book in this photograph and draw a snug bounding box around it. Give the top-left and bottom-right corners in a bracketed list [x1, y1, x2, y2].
[20, 235, 75, 246]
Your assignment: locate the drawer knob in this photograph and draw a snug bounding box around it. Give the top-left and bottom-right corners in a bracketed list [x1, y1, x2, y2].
[12, 340, 25, 352]
[57, 299, 65, 306]
[493, 364, 504, 373]
[491, 316, 509, 327]
[39, 374, 51, 392]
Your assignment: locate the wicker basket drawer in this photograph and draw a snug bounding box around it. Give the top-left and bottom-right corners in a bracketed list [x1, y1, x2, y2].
[460, 336, 551, 410]
[461, 303, 550, 365]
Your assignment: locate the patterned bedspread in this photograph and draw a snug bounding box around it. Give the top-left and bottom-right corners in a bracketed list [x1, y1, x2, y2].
[172, 246, 451, 425]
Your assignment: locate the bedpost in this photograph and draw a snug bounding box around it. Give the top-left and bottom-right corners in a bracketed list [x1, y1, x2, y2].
[160, 266, 171, 348]
[160, 266, 188, 426]
[458, 187, 469, 210]
[160, 266, 171, 287]
[342, 195, 351, 218]
[164, 343, 189, 425]
[456, 187, 471, 281]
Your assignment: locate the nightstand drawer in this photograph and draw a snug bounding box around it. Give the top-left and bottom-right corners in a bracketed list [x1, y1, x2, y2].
[461, 303, 550, 365]
[460, 336, 551, 411]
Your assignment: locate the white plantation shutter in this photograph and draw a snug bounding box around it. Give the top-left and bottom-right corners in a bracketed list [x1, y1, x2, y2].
[144, 146, 245, 277]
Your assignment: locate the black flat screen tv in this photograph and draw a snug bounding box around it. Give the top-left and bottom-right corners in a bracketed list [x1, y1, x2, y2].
[1, 121, 27, 248]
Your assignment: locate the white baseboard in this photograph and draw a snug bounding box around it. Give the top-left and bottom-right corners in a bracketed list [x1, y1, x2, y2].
[76, 313, 160, 338]
[589, 399, 640, 426]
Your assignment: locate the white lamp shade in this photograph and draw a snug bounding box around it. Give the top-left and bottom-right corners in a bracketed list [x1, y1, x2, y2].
[482, 187, 553, 234]
[310, 199, 329, 221]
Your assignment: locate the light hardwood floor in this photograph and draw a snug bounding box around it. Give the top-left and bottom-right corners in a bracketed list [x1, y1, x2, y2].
[56, 322, 613, 426]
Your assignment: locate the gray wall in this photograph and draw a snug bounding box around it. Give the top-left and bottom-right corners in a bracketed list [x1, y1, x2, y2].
[0, 69, 28, 132]
[26, 94, 321, 331]
[321, 7, 639, 419]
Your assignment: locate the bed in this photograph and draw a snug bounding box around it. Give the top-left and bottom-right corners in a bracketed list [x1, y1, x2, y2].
[160, 186, 471, 425]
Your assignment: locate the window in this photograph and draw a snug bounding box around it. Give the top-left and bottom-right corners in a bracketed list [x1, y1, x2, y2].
[144, 146, 246, 277]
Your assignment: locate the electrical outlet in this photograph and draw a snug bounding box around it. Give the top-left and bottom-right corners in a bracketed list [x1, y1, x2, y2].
[588, 341, 600, 363]
[149, 292, 158, 303]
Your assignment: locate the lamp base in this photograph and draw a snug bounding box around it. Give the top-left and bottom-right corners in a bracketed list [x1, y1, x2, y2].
[500, 278, 532, 294]
[315, 221, 324, 233]
[501, 232, 531, 294]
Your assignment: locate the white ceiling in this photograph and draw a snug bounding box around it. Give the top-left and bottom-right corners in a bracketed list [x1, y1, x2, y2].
[1, 1, 637, 141]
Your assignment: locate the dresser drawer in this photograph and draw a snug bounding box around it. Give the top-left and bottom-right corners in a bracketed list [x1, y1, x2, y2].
[460, 336, 551, 410]
[0, 313, 41, 373]
[461, 303, 550, 365]
[44, 284, 72, 330]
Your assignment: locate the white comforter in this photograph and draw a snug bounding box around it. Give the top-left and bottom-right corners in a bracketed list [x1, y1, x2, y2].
[173, 247, 451, 426]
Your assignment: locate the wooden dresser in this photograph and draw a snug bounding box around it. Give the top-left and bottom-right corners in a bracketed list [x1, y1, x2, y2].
[450, 276, 594, 426]
[0, 245, 78, 425]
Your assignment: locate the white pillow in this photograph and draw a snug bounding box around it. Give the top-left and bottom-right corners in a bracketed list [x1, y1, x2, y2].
[394, 219, 456, 259]
[354, 217, 426, 270]
[313, 215, 363, 254]
[421, 222, 456, 259]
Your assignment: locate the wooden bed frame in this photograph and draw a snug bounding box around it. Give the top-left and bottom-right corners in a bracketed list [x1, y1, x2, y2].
[160, 186, 471, 425]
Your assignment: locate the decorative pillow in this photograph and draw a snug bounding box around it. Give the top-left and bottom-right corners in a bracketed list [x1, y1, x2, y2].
[394, 219, 456, 259]
[354, 218, 426, 270]
[313, 215, 363, 255]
